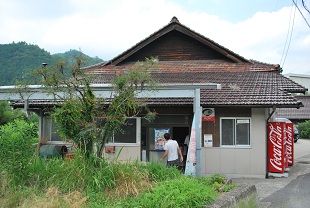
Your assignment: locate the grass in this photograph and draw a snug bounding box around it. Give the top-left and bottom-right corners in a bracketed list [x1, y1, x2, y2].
[118, 176, 219, 208]
[237, 193, 258, 208]
[0, 152, 235, 208]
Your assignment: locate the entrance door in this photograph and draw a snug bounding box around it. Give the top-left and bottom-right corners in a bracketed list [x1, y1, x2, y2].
[140, 114, 192, 162]
[141, 126, 189, 162]
[172, 127, 189, 145]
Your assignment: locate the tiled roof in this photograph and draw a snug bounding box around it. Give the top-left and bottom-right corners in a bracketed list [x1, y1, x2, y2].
[87, 60, 279, 75]
[84, 61, 306, 108]
[275, 96, 310, 119]
[13, 62, 305, 108]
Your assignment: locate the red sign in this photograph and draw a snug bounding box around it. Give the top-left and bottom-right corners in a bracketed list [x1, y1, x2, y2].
[202, 108, 215, 122]
[268, 122, 285, 173]
[286, 123, 294, 166]
[202, 116, 215, 121]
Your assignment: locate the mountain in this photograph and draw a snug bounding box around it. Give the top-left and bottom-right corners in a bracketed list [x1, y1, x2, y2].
[0, 42, 104, 86]
[53, 49, 103, 66]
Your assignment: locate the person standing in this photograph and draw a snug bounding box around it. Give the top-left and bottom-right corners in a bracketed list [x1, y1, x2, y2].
[160, 133, 183, 167]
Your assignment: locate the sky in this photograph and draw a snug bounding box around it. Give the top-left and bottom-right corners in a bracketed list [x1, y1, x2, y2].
[0, 0, 310, 75]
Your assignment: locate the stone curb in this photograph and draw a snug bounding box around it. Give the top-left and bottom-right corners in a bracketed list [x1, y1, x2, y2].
[206, 184, 257, 208]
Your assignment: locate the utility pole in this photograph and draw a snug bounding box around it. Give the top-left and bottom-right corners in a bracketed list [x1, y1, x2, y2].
[194, 88, 202, 177]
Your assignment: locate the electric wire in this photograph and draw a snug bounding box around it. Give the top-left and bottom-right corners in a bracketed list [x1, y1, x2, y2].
[302, 0, 310, 14]
[282, 5, 296, 69]
[292, 0, 310, 28]
[280, 2, 295, 67]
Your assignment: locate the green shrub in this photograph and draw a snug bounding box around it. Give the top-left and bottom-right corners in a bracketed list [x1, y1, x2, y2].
[0, 119, 37, 186]
[298, 120, 310, 138]
[0, 101, 38, 126]
[211, 173, 226, 184]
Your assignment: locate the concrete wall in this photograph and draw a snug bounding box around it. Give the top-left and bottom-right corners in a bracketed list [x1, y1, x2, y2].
[104, 146, 141, 161]
[202, 108, 267, 178]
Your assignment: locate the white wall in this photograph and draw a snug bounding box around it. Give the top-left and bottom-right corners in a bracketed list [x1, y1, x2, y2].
[202, 108, 267, 178]
[104, 146, 141, 161]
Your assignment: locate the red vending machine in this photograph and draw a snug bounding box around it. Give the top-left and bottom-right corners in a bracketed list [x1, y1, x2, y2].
[268, 122, 286, 173]
[286, 123, 294, 166]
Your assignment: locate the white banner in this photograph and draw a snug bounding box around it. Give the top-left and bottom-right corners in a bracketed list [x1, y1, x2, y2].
[185, 115, 196, 176]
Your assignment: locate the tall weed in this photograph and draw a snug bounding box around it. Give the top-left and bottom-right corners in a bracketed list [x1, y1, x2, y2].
[27, 151, 115, 193]
[0, 119, 37, 186]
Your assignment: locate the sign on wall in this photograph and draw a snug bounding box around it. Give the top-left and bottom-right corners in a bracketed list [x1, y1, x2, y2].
[202, 108, 215, 121]
[204, 134, 213, 147]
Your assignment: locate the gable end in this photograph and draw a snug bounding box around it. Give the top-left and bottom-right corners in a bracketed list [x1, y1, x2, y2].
[106, 17, 250, 66]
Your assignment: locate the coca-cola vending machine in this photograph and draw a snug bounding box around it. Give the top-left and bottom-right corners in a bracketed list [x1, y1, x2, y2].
[268, 122, 286, 173]
[286, 123, 294, 166]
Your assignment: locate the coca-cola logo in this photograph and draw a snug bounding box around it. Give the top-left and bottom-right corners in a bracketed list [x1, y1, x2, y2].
[287, 145, 292, 161]
[286, 125, 293, 164]
[286, 126, 293, 145]
[269, 123, 283, 171]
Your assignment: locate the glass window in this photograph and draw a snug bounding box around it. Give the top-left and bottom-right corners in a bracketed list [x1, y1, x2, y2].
[51, 120, 61, 141]
[114, 119, 136, 143]
[236, 119, 250, 145]
[221, 119, 234, 145]
[221, 118, 250, 146]
[97, 118, 138, 144]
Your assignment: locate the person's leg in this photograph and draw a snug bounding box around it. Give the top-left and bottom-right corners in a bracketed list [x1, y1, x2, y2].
[167, 159, 178, 168]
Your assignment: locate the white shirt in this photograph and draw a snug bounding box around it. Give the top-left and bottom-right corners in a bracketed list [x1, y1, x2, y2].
[164, 140, 179, 161]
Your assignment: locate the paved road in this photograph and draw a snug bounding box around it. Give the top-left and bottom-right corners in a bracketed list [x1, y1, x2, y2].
[262, 171, 310, 208]
[233, 139, 310, 208]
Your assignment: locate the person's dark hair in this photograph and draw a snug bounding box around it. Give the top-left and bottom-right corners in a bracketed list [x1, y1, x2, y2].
[164, 133, 171, 140]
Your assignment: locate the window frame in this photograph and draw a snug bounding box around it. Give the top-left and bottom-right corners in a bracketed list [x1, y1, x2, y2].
[220, 117, 251, 147]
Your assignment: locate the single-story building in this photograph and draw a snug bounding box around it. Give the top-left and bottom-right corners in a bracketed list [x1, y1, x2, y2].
[277, 74, 310, 123]
[284, 73, 310, 95]
[0, 17, 307, 178]
[276, 95, 310, 123]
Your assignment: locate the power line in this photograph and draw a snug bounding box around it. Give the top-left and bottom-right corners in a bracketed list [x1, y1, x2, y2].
[282, 8, 296, 68]
[292, 0, 310, 28]
[280, 2, 296, 67]
[302, 0, 310, 14]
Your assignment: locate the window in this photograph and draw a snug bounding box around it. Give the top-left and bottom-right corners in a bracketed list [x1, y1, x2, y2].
[221, 118, 250, 146]
[113, 118, 137, 143]
[45, 117, 61, 141]
[101, 118, 140, 145]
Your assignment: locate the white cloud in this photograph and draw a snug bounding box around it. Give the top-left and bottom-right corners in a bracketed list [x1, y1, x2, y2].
[0, 0, 309, 74]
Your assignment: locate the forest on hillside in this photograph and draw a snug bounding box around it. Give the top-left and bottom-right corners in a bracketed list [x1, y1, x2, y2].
[0, 42, 104, 86]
